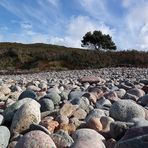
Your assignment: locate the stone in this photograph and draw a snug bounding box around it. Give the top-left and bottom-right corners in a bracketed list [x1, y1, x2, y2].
[140, 79, 148, 85]
[39, 98, 54, 112]
[0, 126, 10, 148]
[46, 92, 61, 105]
[105, 138, 116, 148]
[40, 117, 59, 133]
[104, 91, 119, 102]
[142, 85, 148, 94]
[60, 103, 78, 117]
[110, 121, 130, 140]
[95, 97, 112, 109]
[79, 76, 104, 84]
[55, 115, 69, 124]
[115, 89, 126, 98]
[3, 98, 33, 123]
[15, 130, 57, 148]
[110, 100, 145, 121]
[0, 114, 4, 125]
[100, 116, 114, 132]
[85, 109, 106, 122]
[51, 130, 74, 148]
[130, 118, 148, 127]
[127, 88, 145, 98]
[71, 128, 105, 148]
[115, 126, 148, 148]
[0, 86, 11, 95]
[138, 94, 148, 106]
[18, 90, 37, 100]
[71, 96, 90, 113]
[11, 100, 41, 134]
[86, 117, 103, 132]
[8, 141, 17, 148]
[72, 108, 87, 120]
[59, 123, 76, 135]
[72, 128, 105, 141]
[0, 93, 6, 101]
[123, 93, 139, 101]
[68, 90, 84, 100]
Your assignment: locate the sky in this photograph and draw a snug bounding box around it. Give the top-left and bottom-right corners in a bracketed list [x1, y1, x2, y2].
[0, 0, 148, 50]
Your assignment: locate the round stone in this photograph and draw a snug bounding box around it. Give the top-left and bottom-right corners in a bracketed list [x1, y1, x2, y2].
[15, 130, 57, 148]
[3, 98, 33, 123]
[46, 92, 61, 105]
[18, 90, 37, 100]
[110, 100, 145, 121]
[39, 98, 54, 112]
[11, 100, 41, 134]
[0, 126, 10, 148]
[127, 88, 145, 98]
[0, 114, 4, 125]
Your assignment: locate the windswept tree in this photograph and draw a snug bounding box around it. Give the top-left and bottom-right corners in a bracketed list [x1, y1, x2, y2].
[81, 30, 117, 50]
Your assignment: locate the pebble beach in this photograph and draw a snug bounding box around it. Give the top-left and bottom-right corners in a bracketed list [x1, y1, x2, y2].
[0, 67, 148, 148]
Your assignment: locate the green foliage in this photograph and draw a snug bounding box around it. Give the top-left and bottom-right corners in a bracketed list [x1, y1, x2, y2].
[81, 30, 117, 50]
[0, 42, 147, 73]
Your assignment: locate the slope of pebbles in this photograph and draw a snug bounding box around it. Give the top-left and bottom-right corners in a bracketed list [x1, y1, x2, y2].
[0, 67, 148, 148]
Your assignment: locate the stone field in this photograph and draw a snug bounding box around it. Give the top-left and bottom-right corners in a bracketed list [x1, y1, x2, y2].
[0, 67, 148, 148]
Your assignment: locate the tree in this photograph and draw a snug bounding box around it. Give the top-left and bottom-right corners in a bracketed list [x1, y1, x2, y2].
[81, 30, 117, 50]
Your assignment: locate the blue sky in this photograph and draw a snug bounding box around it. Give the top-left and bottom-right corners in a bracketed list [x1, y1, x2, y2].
[0, 0, 148, 50]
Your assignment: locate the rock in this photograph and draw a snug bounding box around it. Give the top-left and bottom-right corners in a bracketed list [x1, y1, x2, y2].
[0, 126, 10, 148]
[72, 108, 87, 120]
[105, 138, 116, 148]
[142, 85, 148, 94]
[104, 91, 119, 102]
[123, 93, 139, 101]
[11, 100, 41, 134]
[85, 109, 106, 122]
[138, 94, 148, 106]
[0, 86, 11, 95]
[72, 128, 105, 141]
[68, 90, 84, 100]
[79, 76, 104, 84]
[127, 88, 145, 98]
[55, 115, 69, 124]
[15, 130, 57, 148]
[18, 90, 36, 100]
[140, 79, 148, 85]
[0, 114, 4, 125]
[51, 130, 74, 148]
[115, 89, 126, 98]
[115, 126, 148, 148]
[110, 121, 130, 140]
[95, 97, 112, 110]
[0, 93, 6, 101]
[3, 98, 33, 123]
[110, 100, 145, 121]
[59, 123, 76, 135]
[60, 103, 78, 117]
[86, 117, 103, 132]
[71, 128, 105, 148]
[8, 141, 17, 148]
[100, 116, 114, 132]
[71, 96, 90, 113]
[84, 88, 104, 103]
[39, 98, 54, 112]
[130, 118, 148, 127]
[5, 99, 15, 108]
[46, 92, 61, 105]
[40, 117, 59, 133]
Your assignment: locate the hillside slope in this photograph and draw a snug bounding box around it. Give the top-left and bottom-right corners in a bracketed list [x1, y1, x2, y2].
[0, 42, 148, 73]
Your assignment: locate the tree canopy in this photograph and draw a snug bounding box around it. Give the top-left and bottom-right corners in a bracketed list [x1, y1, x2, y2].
[81, 30, 117, 50]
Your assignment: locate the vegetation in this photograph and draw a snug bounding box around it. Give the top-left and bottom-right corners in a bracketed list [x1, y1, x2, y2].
[81, 30, 116, 50]
[0, 42, 147, 73]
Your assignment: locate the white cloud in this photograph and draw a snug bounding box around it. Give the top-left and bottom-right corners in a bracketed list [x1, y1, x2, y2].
[49, 16, 115, 48]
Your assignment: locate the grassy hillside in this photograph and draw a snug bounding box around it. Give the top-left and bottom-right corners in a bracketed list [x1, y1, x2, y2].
[0, 42, 148, 73]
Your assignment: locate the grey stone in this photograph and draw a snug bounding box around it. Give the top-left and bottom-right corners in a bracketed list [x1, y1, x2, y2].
[18, 90, 37, 100]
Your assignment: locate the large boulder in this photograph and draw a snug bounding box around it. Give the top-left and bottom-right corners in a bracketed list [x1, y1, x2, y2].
[0, 126, 10, 148]
[16, 130, 57, 148]
[110, 100, 145, 121]
[11, 100, 41, 134]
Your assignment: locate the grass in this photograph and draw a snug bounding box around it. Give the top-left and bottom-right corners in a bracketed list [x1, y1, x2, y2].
[0, 42, 148, 73]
